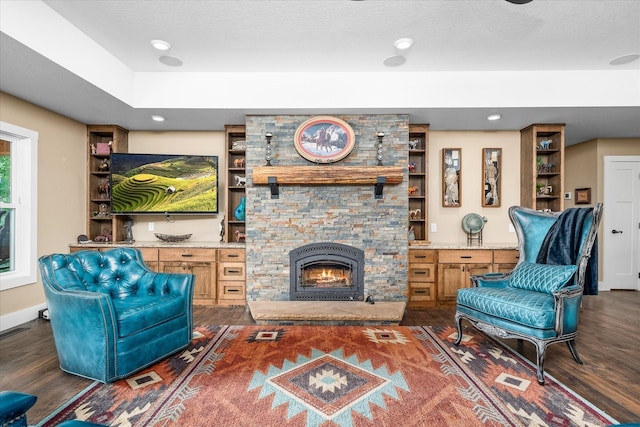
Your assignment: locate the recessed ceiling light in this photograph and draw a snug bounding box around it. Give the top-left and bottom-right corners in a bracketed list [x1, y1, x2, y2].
[394, 38, 414, 50]
[151, 115, 165, 122]
[150, 39, 171, 51]
[609, 53, 640, 66]
[487, 114, 502, 121]
[383, 55, 406, 67]
[159, 55, 183, 67]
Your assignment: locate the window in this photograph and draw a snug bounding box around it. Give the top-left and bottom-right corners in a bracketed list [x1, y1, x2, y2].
[0, 122, 38, 290]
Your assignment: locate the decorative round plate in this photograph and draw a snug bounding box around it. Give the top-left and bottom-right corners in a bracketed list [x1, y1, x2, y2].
[154, 233, 192, 243]
[293, 116, 355, 163]
[461, 213, 487, 234]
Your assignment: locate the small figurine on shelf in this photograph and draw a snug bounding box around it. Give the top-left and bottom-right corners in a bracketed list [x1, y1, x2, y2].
[124, 217, 134, 244]
[538, 139, 552, 150]
[219, 216, 225, 242]
[408, 226, 416, 241]
[98, 158, 110, 171]
[98, 180, 110, 199]
[409, 139, 419, 150]
[235, 230, 246, 243]
[409, 208, 421, 220]
[408, 162, 416, 172]
[408, 186, 418, 195]
[90, 143, 97, 154]
[234, 197, 246, 221]
[94, 227, 112, 242]
[233, 158, 245, 168]
[234, 175, 246, 186]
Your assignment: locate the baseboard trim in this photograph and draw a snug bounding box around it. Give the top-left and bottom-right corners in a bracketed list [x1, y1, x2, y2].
[0, 303, 47, 332]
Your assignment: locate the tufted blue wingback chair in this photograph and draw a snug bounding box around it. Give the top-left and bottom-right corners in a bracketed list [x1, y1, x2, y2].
[454, 203, 603, 385]
[38, 248, 194, 383]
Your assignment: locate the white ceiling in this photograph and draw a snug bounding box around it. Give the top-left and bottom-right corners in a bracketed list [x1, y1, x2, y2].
[1, 0, 639, 145]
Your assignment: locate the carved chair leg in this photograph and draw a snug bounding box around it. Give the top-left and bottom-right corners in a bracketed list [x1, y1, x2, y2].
[566, 340, 584, 365]
[454, 313, 464, 346]
[535, 341, 546, 385]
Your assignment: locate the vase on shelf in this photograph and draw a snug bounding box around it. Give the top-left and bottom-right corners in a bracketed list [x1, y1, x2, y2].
[234, 197, 246, 221]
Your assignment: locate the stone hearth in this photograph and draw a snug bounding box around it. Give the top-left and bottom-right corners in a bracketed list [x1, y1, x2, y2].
[248, 301, 406, 326]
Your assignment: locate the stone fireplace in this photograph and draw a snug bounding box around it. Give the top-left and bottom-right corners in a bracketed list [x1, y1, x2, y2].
[244, 114, 409, 302]
[289, 242, 365, 301]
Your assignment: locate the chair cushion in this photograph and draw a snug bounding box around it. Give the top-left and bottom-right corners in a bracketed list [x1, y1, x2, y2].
[457, 287, 556, 329]
[509, 261, 577, 294]
[113, 295, 186, 338]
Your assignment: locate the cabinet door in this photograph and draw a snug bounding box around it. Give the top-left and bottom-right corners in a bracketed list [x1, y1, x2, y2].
[160, 261, 216, 305]
[438, 263, 466, 303]
[438, 263, 492, 303]
[493, 249, 519, 274]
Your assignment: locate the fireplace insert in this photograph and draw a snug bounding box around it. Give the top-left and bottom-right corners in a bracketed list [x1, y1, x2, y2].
[289, 242, 365, 301]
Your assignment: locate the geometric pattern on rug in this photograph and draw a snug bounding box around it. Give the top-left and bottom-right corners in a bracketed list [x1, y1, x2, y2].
[37, 325, 619, 427]
[248, 346, 407, 426]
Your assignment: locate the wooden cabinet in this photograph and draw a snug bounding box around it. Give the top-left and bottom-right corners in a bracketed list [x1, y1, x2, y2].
[218, 248, 246, 305]
[225, 125, 246, 243]
[437, 250, 493, 303]
[407, 249, 436, 308]
[408, 124, 429, 243]
[159, 248, 217, 305]
[493, 249, 520, 274]
[86, 125, 128, 242]
[520, 123, 565, 212]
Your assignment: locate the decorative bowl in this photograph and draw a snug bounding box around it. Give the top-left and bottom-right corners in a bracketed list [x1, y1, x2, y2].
[154, 233, 192, 243]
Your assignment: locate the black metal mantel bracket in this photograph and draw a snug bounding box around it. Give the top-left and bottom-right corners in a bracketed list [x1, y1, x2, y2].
[374, 176, 386, 199]
[268, 176, 279, 199]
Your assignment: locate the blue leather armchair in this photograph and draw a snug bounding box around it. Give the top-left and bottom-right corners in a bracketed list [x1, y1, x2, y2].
[38, 248, 194, 383]
[454, 203, 603, 385]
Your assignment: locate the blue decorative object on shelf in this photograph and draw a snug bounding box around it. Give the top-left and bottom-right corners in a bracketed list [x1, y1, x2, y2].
[234, 197, 246, 221]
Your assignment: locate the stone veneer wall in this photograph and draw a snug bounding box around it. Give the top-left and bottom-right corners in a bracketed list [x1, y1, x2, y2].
[245, 115, 409, 301]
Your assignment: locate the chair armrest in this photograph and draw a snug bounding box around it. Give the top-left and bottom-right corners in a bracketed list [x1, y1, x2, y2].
[553, 285, 583, 335]
[44, 288, 118, 354]
[470, 272, 510, 288]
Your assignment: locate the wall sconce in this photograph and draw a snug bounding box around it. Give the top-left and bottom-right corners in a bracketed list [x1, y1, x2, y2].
[376, 132, 385, 166]
[265, 132, 273, 166]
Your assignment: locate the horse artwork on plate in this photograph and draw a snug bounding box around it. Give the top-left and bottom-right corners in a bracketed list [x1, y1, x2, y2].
[293, 116, 356, 164]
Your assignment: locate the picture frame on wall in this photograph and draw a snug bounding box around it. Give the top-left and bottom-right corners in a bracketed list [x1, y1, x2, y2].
[293, 116, 355, 164]
[482, 148, 501, 207]
[575, 187, 592, 205]
[442, 148, 461, 207]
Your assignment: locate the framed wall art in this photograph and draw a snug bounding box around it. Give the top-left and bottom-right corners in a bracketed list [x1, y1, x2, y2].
[293, 116, 355, 163]
[482, 148, 501, 207]
[575, 187, 591, 205]
[442, 148, 461, 207]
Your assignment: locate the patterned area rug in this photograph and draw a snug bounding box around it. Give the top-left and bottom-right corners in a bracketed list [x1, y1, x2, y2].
[39, 325, 617, 427]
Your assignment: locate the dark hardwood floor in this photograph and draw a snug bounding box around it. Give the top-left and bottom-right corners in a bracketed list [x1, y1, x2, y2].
[1, 291, 638, 425]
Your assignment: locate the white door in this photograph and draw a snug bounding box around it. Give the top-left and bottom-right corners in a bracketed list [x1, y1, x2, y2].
[603, 156, 640, 291]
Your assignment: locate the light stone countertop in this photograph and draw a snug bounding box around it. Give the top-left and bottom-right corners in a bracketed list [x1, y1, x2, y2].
[69, 240, 245, 249]
[409, 242, 518, 250]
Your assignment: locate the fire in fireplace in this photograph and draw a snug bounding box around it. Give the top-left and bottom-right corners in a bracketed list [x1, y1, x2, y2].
[290, 242, 365, 301]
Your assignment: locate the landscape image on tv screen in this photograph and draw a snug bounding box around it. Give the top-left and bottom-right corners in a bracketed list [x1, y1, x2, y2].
[110, 153, 218, 214]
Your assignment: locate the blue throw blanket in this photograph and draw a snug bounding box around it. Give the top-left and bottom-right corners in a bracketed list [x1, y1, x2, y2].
[536, 207, 598, 295]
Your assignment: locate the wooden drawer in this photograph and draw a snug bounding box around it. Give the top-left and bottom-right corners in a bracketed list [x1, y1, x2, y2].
[218, 281, 246, 300]
[409, 283, 435, 302]
[493, 249, 520, 264]
[138, 248, 159, 263]
[438, 249, 492, 264]
[159, 248, 217, 263]
[408, 249, 436, 263]
[408, 263, 436, 282]
[218, 248, 245, 262]
[219, 262, 245, 281]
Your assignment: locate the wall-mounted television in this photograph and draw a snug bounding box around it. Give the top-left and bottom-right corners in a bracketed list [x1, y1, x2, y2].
[110, 153, 218, 214]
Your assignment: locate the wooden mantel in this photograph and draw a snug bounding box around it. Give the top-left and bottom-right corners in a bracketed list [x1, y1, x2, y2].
[252, 165, 404, 185]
